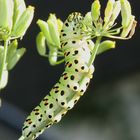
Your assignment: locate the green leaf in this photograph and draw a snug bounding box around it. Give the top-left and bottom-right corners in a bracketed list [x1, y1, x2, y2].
[97, 40, 116, 55]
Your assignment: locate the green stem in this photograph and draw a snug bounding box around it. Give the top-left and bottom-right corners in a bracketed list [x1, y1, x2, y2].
[0, 39, 9, 89]
[78, 36, 102, 86]
[88, 36, 102, 66]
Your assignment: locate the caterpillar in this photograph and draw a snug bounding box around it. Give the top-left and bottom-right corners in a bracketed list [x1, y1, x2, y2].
[19, 12, 95, 140]
[19, 0, 136, 139]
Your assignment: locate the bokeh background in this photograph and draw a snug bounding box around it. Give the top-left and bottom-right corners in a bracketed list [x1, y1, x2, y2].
[0, 0, 140, 140]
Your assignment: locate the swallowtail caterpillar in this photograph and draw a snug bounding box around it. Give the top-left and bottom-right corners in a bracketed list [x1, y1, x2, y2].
[19, 0, 137, 139]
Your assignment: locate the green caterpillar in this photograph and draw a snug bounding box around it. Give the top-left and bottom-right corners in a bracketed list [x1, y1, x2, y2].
[19, 0, 136, 140]
[20, 12, 95, 140]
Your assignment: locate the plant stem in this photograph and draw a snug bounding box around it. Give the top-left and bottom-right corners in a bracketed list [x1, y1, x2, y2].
[76, 36, 102, 86]
[88, 36, 102, 66]
[0, 39, 9, 89]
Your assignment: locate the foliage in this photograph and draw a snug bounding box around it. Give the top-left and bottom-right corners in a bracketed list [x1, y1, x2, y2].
[0, 0, 34, 106]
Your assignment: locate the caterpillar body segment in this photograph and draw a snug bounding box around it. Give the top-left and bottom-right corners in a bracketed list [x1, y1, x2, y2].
[60, 12, 84, 42]
[20, 12, 94, 140]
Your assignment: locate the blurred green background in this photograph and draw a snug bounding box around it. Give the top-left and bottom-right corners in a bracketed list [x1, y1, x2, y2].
[0, 0, 140, 140]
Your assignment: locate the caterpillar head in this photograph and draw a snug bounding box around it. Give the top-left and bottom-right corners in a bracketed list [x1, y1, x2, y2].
[60, 12, 84, 41]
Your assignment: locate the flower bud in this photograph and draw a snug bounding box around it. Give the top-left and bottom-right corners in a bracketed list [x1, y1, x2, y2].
[128, 18, 137, 38]
[7, 48, 26, 70]
[110, 1, 121, 26]
[104, 0, 115, 23]
[120, 0, 132, 28]
[97, 40, 116, 55]
[36, 32, 46, 56]
[57, 19, 63, 33]
[0, 0, 14, 36]
[48, 14, 58, 26]
[6, 40, 18, 64]
[83, 12, 92, 27]
[49, 49, 58, 66]
[47, 19, 60, 47]
[91, 0, 101, 21]
[13, 0, 26, 29]
[121, 15, 136, 38]
[47, 14, 61, 47]
[11, 6, 34, 38]
[37, 19, 54, 46]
